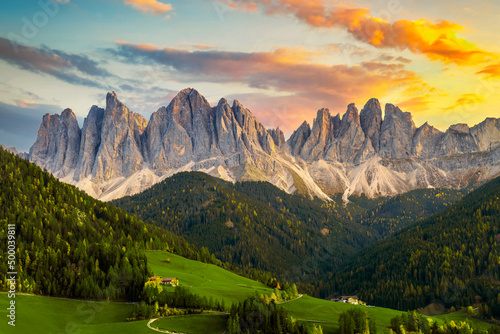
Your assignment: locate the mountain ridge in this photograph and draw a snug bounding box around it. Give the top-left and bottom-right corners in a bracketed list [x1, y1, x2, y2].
[27, 88, 500, 201]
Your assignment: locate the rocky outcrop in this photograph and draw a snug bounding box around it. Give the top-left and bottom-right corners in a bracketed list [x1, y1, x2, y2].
[298, 108, 335, 161]
[29, 108, 81, 177]
[325, 103, 370, 163]
[90, 92, 148, 182]
[288, 121, 311, 156]
[28, 89, 500, 201]
[75, 105, 104, 181]
[359, 98, 382, 152]
[470, 118, 500, 151]
[379, 104, 416, 158]
[267, 127, 286, 150]
[411, 122, 443, 158]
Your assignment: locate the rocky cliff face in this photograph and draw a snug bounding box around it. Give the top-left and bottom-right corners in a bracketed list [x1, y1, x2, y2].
[29, 108, 81, 177]
[29, 89, 500, 201]
[359, 98, 382, 152]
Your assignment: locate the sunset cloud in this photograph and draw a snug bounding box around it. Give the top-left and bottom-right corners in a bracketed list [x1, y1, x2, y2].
[109, 41, 428, 132]
[0, 37, 111, 88]
[476, 63, 500, 78]
[124, 0, 173, 16]
[219, 0, 494, 66]
[177, 43, 217, 50]
[444, 93, 485, 111]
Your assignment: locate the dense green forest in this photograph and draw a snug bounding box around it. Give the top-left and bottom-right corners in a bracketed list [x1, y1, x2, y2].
[390, 311, 500, 334]
[330, 176, 500, 317]
[323, 188, 468, 236]
[112, 172, 377, 284]
[0, 147, 259, 300]
[227, 295, 312, 334]
[112, 171, 469, 296]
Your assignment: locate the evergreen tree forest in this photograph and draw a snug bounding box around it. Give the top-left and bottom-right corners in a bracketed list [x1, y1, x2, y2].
[338, 308, 377, 334]
[330, 176, 500, 317]
[227, 295, 311, 334]
[390, 311, 500, 334]
[0, 147, 230, 300]
[112, 172, 378, 281]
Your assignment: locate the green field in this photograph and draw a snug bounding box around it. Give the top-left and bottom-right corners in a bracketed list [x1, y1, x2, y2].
[145, 250, 274, 306]
[0, 293, 152, 334]
[0, 251, 493, 334]
[152, 314, 228, 333]
[281, 295, 404, 333]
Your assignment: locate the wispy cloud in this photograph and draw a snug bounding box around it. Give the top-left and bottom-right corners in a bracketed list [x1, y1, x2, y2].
[443, 93, 485, 111]
[217, 0, 494, 66]
[124, 0, 173, 16]
[0, 37, 111, 88]
[177, 43, 217, 50]
[108, 41, 429, 132]
[476, 62, 500, 78]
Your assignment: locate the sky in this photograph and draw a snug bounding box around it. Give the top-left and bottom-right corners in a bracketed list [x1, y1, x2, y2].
[0, 0, 499, 152]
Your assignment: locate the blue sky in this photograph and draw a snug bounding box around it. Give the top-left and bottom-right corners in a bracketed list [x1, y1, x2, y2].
[1, 0, 499, 151]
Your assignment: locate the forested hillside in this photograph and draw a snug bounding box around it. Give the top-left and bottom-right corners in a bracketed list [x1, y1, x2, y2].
[112, 172, 377, 283]
[350, 187, 469, 235]
[0, 148, 226, 300]
[331, 176, 500, 317]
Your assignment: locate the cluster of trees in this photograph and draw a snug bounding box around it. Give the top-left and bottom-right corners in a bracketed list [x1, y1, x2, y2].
[262, 282, 299, 303]
[331, 176, 500, 316]
[390, 311, 500, 334]
[129, 300, 199, 321]
[227, 295, 314, 334]
[338, 308, 377, 334]
[131, 284, 225, 320]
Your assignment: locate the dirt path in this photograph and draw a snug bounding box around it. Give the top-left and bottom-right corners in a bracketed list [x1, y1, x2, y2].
[147, 318, 187, 334]
[277, 294, 304, 304]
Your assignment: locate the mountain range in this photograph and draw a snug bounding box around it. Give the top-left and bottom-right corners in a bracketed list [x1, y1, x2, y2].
[28, 88, 500, 201]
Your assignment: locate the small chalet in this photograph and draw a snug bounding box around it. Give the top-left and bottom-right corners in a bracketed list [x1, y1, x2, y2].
[340, 296, 359, 305]
[161, 277, 179, 286]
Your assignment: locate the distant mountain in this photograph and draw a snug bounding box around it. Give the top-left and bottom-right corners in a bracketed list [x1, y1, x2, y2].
[28, 88, 500, 201]
[330, 176, 500, 317]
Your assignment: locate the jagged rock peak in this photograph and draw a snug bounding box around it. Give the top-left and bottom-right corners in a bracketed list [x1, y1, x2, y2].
[360, 98, 382, 151]
[105, 91, 148, 132]
[61, 108, 77, 119]
[343, 103, 360, 124]
[268, 127, 286, 148]
[170, 87, 207, 105]
[384, 103, 413, 122]
[449, 123, 470, 133]
[217, 97, 229, 106]
[29, 107, 81, 177]
[363, 98, 381, 112]
[106, 91, 121, 110]
[316, 108, 331, 124]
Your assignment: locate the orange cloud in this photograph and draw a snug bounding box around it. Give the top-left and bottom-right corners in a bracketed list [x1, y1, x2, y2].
[124, 0, 173, 15]
[221, 1, 494, 66]
[477, 63, 500, 78]
[15, 99, 36, 108]
[444, 93, 485, 110]
[111, 41, 429, 133]
[177, 43, 217, 50]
